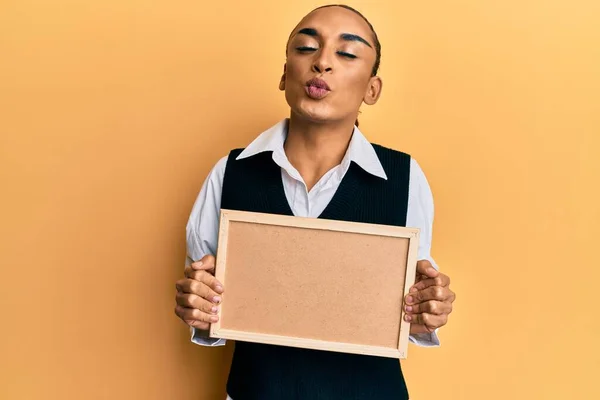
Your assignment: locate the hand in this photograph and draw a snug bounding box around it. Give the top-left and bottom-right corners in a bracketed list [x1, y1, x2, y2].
[174, 254, 224, 331]
[404, 260, 455, 335]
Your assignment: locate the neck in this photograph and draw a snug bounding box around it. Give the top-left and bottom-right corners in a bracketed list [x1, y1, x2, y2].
[283, 113, 356, 191]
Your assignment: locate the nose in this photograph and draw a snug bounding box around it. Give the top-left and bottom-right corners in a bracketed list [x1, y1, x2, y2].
[312, 51, 333, 74]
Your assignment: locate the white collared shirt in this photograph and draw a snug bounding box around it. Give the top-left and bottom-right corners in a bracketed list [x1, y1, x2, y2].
[186, 119, 441, 350]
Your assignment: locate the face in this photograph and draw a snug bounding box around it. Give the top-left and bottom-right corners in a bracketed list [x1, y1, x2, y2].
[280, 6, 382, 125]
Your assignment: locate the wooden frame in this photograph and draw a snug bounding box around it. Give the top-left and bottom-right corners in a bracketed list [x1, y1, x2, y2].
[209, 209, 420, 359]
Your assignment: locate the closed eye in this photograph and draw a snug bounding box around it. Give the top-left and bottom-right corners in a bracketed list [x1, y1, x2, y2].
[296, 46, 317, 52]
[337, 51, 357, 59]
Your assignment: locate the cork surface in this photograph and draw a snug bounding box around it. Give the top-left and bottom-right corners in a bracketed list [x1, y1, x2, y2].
[219, 220, 410, 349]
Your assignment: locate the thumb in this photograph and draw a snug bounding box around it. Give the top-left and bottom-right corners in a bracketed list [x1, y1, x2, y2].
[191, 254, 216, 271]
[416, 259, 438, 278]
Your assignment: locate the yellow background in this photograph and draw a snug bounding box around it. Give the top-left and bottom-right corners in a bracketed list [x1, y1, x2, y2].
[1, 0, 599, 399]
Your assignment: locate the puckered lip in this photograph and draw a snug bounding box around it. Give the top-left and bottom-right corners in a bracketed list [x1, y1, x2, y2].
[305, 77, 331, 91]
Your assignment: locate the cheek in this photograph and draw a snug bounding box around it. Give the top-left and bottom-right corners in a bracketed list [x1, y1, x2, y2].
[283, 61, 307, 101]
[285, 56, 307, 80]
[285, 62, 306, 85]
[337, 73, 370, 103]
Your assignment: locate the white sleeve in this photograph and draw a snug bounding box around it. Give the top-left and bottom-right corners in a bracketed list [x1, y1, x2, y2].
[406, 158, 441, 347]
[185, 155, 228, 347]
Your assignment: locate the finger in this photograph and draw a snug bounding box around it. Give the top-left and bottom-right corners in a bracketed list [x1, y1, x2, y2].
[404, 312, 447, 330]
[190, 254, 216, 271]
[412, 273, 450, 291]
[404, 300, 452, 315]
[405, 286, 451, 304]
[197, 270, 224, 294]
[182, 268, 224, 294]
[176, 292, 220, 314]
[409, 323, 431, 335]
[188, 319, 210, 330]
[176, 278, 222, 304]
[416, 260, 439, 279]
[174, 305, 219, 327]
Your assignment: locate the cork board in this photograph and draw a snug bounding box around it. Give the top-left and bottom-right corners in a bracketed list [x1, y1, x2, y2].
[209, 209, 419, 359]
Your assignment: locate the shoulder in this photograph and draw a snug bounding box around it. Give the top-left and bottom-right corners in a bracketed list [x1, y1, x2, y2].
[370, 143, 412, 180]
[370, 143, 412, 176]
[370, 143, 433, 194]
[370, 143, 429, 178]
[227, 148, 245, 160]
[208, 148, 246, 179]
[409, 157, 427, 181]
[409, 158, 434, 206]
[208, 154, 229, 181]
[371, 143, 411, 159]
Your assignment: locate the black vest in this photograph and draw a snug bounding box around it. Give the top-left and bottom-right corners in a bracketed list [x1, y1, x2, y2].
[221, 144, 412, 400]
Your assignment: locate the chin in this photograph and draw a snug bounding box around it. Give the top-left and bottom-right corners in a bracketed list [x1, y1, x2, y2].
[285, 90, 329, 122]
[300, 112, 330, 124]
[290, 102, 337, 124]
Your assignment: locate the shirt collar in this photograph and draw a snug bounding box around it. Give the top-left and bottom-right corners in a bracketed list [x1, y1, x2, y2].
[236, 119, 388, 180]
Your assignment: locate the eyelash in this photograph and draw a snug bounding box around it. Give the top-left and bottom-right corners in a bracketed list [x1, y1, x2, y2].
[295, 47, 357, 59]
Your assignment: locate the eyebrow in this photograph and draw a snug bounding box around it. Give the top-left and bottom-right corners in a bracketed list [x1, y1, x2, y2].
[340, 33, 372, 48]
[296, 28, 373, 48]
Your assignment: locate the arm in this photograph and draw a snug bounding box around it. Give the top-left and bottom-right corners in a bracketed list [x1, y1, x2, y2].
[180, 156, 229, 346]
[405, 159, 455, 347]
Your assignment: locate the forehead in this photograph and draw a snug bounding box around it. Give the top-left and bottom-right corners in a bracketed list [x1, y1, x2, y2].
[292, 6, 373, 39]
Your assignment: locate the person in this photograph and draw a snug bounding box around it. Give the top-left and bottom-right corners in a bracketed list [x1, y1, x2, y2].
[175, 4, 456, 399]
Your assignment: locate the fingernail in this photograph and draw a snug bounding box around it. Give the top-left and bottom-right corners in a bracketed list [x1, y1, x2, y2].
[213, 296, 222, 304]
[410, 287, 418, 293]
[215, 285, 224, 293]
[211, 306, 218, 313]
[406, 296, 413, 304]
[210, 315, 218, 323]
[405, 306, 413, 312]
[193, 261, 203, 269]
[404, 314, 412, 322]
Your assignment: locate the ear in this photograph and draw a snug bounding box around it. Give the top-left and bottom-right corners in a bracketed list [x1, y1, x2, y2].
[363, 76, 382, 105]
[279, 63, 287, 91]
